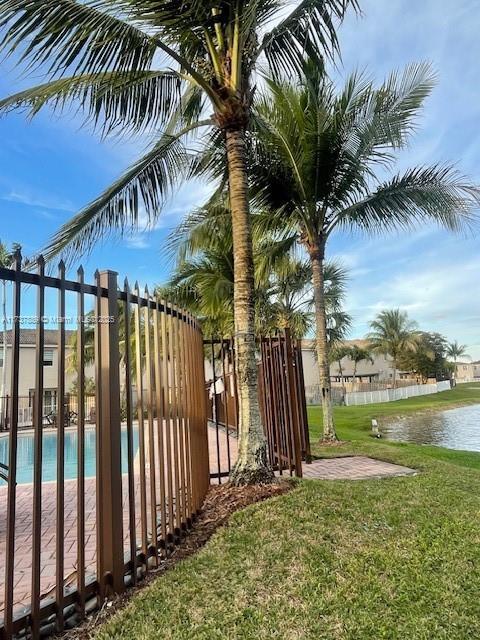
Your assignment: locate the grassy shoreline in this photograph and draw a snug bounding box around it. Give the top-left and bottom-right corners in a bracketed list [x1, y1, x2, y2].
[308, 383, 480, 470]
[93, 384, 480, 640]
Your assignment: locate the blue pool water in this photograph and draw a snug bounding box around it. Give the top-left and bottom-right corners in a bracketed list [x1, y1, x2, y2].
[0, 428, 140, 485]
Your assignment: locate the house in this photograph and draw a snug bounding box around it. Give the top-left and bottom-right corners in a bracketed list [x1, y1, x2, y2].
[455, 361, 480, 381]
[300, 338, 417, 399]
[0, 329, 92, 426]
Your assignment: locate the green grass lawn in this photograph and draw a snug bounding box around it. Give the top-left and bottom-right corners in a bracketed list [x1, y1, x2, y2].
[94, 384, 480, 640]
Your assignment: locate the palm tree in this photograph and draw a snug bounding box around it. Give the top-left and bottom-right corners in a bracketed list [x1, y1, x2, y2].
[347, 345, 373, 388]
[246, 62, 480, 441]
[161, 208, 349, 339]
[0, 242, 21, 426]
[446, 341, 470, 380]
[329, 343, 350, 395]
[368, 309, 419, 389]
[0, 0, 358, 484]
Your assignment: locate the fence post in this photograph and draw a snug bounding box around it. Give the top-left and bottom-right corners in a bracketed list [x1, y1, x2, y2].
[96, 270, 124, 596]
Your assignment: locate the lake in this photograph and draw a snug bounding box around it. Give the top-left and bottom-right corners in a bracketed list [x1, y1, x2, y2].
[382, 403, 480, 452]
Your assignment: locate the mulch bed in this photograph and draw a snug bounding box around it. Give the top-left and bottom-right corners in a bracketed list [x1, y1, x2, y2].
[58, 479, 293, 639]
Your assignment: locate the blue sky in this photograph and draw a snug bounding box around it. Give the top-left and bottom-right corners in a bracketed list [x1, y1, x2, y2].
[0, 0, 479, 358]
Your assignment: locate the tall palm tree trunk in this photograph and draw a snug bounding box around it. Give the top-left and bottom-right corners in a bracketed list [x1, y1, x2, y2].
[309, 244, 336, 442]
[225, 128, 273, 485]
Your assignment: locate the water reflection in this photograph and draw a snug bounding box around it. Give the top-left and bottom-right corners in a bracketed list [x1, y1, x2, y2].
[382, 404, 480, 452]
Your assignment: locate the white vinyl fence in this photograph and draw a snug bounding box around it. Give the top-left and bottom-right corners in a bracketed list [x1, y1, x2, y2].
[345, 380, 452, 406]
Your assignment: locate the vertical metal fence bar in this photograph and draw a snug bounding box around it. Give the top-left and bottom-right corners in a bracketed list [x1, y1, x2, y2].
[31, 256, 46, 639]
[210, 339, 221, 483]
[267, 337, 282, 474]
[220, 340, 231, 474]
[230, 337, 239, 436]
[96, 271, 124, 596]
[276, 336, 292, 474]
[4, 250, 22, 638]
[153, 299, 167, 550]
[259, 340, 274, 469]
[175, 307, 187, 530]
[55, 260, 66, 631]
[134, 283, 148, 566]
[266, 337, 279, 471]
[176, 310, 188, 527]
[182, 315, 193, 521]
[160, 302, 174, 542]
[186, 316, 199, 515]
[123, 279, 137, 584]
[143, 291, 158, 561]
[76, 267, 86, 617]
[168, 308, 181, 536]
[283, 330, 302, 477]
[198, 326, 209, 499]
[295, 344, 311, 462]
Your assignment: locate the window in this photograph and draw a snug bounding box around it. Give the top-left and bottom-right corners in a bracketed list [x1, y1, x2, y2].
[44, 390, 57, 414]
[43, 349, 54, 366]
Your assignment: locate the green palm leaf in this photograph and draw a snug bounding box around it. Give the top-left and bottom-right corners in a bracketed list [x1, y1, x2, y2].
[0, 71, 183, 137]
[336, 165, 480, 234]
[0, 0, 156, 77]
[43, 123, 211, 262]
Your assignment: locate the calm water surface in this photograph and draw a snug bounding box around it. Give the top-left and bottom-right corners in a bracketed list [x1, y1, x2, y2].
[382, 403, 480, 452]
[0, 428, 140, 485]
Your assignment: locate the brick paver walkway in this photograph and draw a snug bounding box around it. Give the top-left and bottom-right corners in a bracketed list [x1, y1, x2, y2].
[301, 456, 417, 480]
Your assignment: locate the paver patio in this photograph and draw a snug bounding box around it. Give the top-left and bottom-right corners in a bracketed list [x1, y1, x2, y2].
[301, 456, 417, 480]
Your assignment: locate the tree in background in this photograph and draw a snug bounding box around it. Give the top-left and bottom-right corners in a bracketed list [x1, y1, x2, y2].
[446, 341, 470, 380]
[368, 309, 420, 388]
[160, 208, 349, 340]
[329, 344, 351, 395]
[0, 0, 358, 484]
[397, 332, 449, 383]
[348, 345, 374, 388]
[247, 61, 480, 441]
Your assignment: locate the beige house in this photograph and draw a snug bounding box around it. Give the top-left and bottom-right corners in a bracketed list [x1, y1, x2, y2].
[455, 361, 480, 381]
[0, 329, 93, 426]
[300, 338, 415, 389]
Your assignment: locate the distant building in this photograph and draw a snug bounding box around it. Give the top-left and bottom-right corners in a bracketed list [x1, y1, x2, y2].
[300, 338, 416, 394]
[0, 329, 95, 426]
[455, 361, 480, 381]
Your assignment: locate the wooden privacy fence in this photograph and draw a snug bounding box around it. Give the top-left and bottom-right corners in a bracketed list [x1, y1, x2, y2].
[0, 253, 209, 639]
[206, 331, 310, 481]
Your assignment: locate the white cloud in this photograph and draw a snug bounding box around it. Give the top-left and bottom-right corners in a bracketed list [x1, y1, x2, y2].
[2, 190, 76, 212]
[125, 234, 150, 249]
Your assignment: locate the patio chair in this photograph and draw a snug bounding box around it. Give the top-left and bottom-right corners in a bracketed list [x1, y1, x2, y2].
[0, 462, 9, 483]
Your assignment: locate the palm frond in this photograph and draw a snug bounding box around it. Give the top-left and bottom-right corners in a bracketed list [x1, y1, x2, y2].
[42, 122, 212, 263]
[260, 0, 359, 77]
[166, 196, 232, 262]
[0, 71, 184, 137]
[335, 164, 480, 235]
[0, 0, 156, 78]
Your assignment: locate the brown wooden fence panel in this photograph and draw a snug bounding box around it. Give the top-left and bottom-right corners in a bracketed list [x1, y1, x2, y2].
[0, 254, 209, 639]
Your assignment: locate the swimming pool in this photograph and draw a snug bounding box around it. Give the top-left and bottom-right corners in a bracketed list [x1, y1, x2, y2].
[0, 428, 140, 485]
